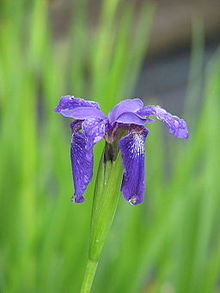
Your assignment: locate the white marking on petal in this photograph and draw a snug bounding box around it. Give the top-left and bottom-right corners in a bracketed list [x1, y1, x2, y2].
[127, 133, 145, 158]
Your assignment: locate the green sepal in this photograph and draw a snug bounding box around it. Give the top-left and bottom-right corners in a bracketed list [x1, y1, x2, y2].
[89, 143, 123, 261]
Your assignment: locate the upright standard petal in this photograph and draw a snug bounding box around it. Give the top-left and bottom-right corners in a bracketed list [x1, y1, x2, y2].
[115, 112, 154, 126]
[71, 131, 94, 203]
[119, 127, 148, 205]
[108, 98, 144, 125]
[138, 105, 189, 138]
[54, 95, 106, 120]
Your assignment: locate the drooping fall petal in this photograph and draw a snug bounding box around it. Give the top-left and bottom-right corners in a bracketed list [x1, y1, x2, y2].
[70, 131, 94, 203]
[119, 127, 148, 205]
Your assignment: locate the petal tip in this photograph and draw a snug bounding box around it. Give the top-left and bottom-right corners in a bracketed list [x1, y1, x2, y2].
[128, 195, 143, 205]
[183, 132, 189, 139]
[54, 106, 60, 113]
[71, 195, 85, 203]
[172, 126, 189, 139]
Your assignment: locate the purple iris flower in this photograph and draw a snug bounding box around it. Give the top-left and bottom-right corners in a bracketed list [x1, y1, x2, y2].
[54, 96, 189, 205]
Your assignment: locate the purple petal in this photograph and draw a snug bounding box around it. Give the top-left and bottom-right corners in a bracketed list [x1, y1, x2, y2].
[138, 105, 189, 138]
[57, 107, 106, 120]
[70, 118, 105, 203]
[70, 131, 94, 203]
[108, 98, 144, 124]
[54, 95, 106, 120]
[82, 118, 106, 146]
[119, 128, 148, 205]
[115, 112, 154, 126]
[55, 95, 101, 111]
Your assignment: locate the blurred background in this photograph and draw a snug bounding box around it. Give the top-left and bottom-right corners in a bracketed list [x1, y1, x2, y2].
[0, 0, 220, 292]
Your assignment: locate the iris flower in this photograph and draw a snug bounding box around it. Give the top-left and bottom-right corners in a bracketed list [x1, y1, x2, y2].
[54, 96, 188, 205]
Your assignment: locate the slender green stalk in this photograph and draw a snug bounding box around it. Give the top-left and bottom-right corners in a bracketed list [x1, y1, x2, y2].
[80, 146, 123, 292]
[80, 260, 98, 293]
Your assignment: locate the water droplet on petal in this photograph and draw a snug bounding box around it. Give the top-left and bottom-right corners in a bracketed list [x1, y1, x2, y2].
[129, 196, 137, 205]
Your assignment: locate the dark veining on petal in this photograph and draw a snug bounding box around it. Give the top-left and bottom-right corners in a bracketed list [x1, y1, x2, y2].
[104, 123, 129, 163]
[70, 120, 82, 132]
[105, 122, 129, 144]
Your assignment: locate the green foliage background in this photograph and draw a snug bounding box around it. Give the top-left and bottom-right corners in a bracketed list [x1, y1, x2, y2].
[0, 0, 220, 292]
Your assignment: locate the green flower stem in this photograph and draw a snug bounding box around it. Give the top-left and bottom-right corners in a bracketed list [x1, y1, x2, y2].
[80, 259, 98, 293]
[80, 145, 123, 292]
